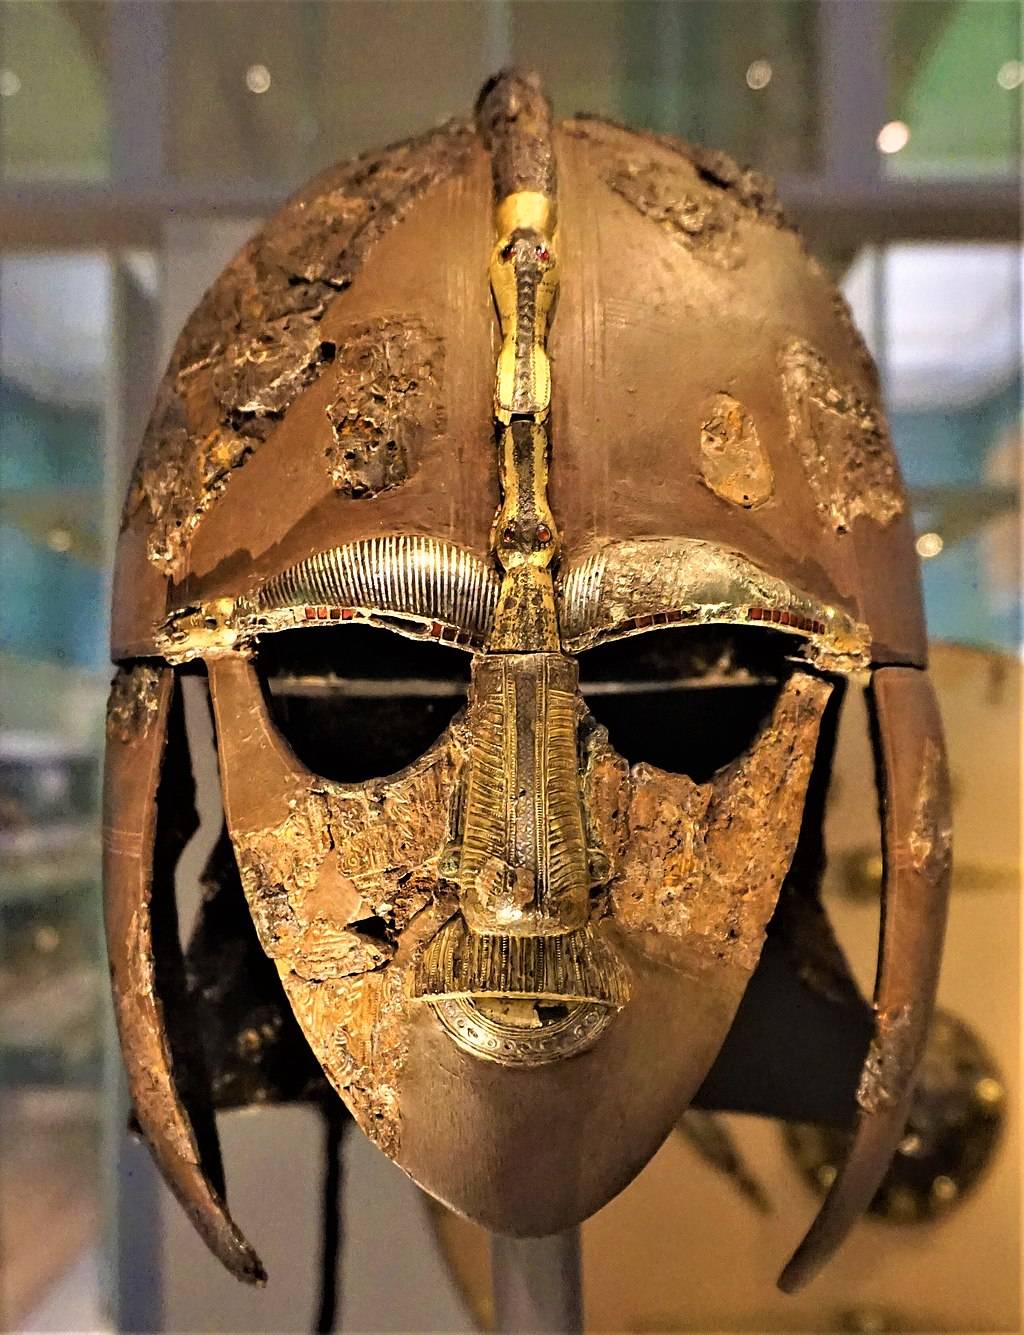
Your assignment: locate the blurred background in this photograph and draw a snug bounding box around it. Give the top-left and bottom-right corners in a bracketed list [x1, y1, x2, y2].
[0, 2, 1019, 1332]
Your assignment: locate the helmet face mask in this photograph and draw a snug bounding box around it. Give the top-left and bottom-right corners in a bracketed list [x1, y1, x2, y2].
[104, 71, 950, 1292]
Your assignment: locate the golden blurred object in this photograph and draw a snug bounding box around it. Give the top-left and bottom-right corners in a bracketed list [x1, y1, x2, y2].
[0, 491, 104, 565]
[838, 1306, 902, 1334]
[973, 1076, 1004, 1108]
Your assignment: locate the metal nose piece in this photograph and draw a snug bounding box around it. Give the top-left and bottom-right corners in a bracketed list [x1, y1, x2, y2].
[457, 651, 591, 937]
[410, 649, 629, 1015]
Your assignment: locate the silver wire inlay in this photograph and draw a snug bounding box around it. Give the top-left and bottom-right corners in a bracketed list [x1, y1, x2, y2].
[258, 535, 501, 638]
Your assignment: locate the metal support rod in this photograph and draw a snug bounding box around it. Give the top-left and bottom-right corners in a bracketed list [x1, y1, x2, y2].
[492, 1230, 582, 1335]
[1, 177, 1016, 251]
[817, 0, 887, 188]
[108, 0, 169, 183]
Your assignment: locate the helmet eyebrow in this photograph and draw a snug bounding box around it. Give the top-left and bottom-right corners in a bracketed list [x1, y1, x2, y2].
[558, 537, 870, 671]
[254, 535, 500, 650]
[151, 537, 500, 663]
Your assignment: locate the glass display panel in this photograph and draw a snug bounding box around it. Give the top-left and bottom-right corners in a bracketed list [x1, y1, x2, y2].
[844, 243, 1021, 650]
[886, 0, 1021, 179]
[168, 1, 819, 183]
[0, 253, 112, 1328]
[0, 6, 1017, 1330]
[0, 1, 110, 181]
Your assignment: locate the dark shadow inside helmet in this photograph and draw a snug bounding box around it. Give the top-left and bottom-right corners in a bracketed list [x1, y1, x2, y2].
[257, 624, 471, 783]
[184, 825, 331, 1111]
[578, 625, 796, 782]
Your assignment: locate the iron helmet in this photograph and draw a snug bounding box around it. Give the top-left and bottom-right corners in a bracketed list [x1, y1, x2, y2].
[104, 71, 950, 1292]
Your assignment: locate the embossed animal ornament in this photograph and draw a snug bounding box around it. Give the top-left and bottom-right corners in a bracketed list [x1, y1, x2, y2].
[104, 71, 951, 1292]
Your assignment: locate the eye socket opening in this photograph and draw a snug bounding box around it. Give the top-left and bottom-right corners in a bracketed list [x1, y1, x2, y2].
[578, 625, 792, 782]
[257, 625, 470, 783]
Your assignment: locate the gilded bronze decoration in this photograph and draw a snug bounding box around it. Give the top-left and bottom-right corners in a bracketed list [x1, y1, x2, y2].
[106, 663, 164, 744]
[258, 536, 500, 647]
[104, 69, 950, 1297]
[556, 538, 869, 666]
[700, 393, 775, 509]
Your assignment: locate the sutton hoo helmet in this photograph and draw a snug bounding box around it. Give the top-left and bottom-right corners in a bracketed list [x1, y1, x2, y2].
[104, 71, 951, 1292]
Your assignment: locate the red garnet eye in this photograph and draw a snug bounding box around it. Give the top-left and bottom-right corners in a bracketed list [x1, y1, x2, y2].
[536, 245, 550, 261]
[535, 523, 552, 543]
[501, 241, 515, 261]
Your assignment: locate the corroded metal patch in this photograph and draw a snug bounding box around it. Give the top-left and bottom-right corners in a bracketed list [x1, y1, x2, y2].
[231, 764, 456, 961]
[908, 737, 953, 882]
[212, 313, 332, 417]
[124, 121, 474, 578]
[261, 120, 475, 289]
[568, 116, 792, 257]
[324, 318, 443, 498]
[226, 739, 463, 1152]
[601, 154, 743, 268]
[656, 133, 789, 229]
[475, 69, 556, 203]
[781, 338, 904, 532]
[106, 663, 163, 744]
[857, 1002, 929, 1116]
[586, 673, 833, 974]
[699, 392, 774, 508]
[284, 967, 407, 1157]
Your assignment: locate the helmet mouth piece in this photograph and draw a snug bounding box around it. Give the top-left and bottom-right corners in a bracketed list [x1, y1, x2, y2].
[427, 993, 615, 1067]
[412, 915, 629, 1009]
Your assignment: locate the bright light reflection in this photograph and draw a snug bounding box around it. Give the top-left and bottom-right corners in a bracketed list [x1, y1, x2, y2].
[876, 120, 910, 154]
[997, 59, 1024, 91]
[246, 63, 272, 95]
[46, 526, 73, 553]
[745, 59, 772, 91]
[916, 532, 944, 559]
[46, 523, 73, 550]
[0, 68, 21, 97]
